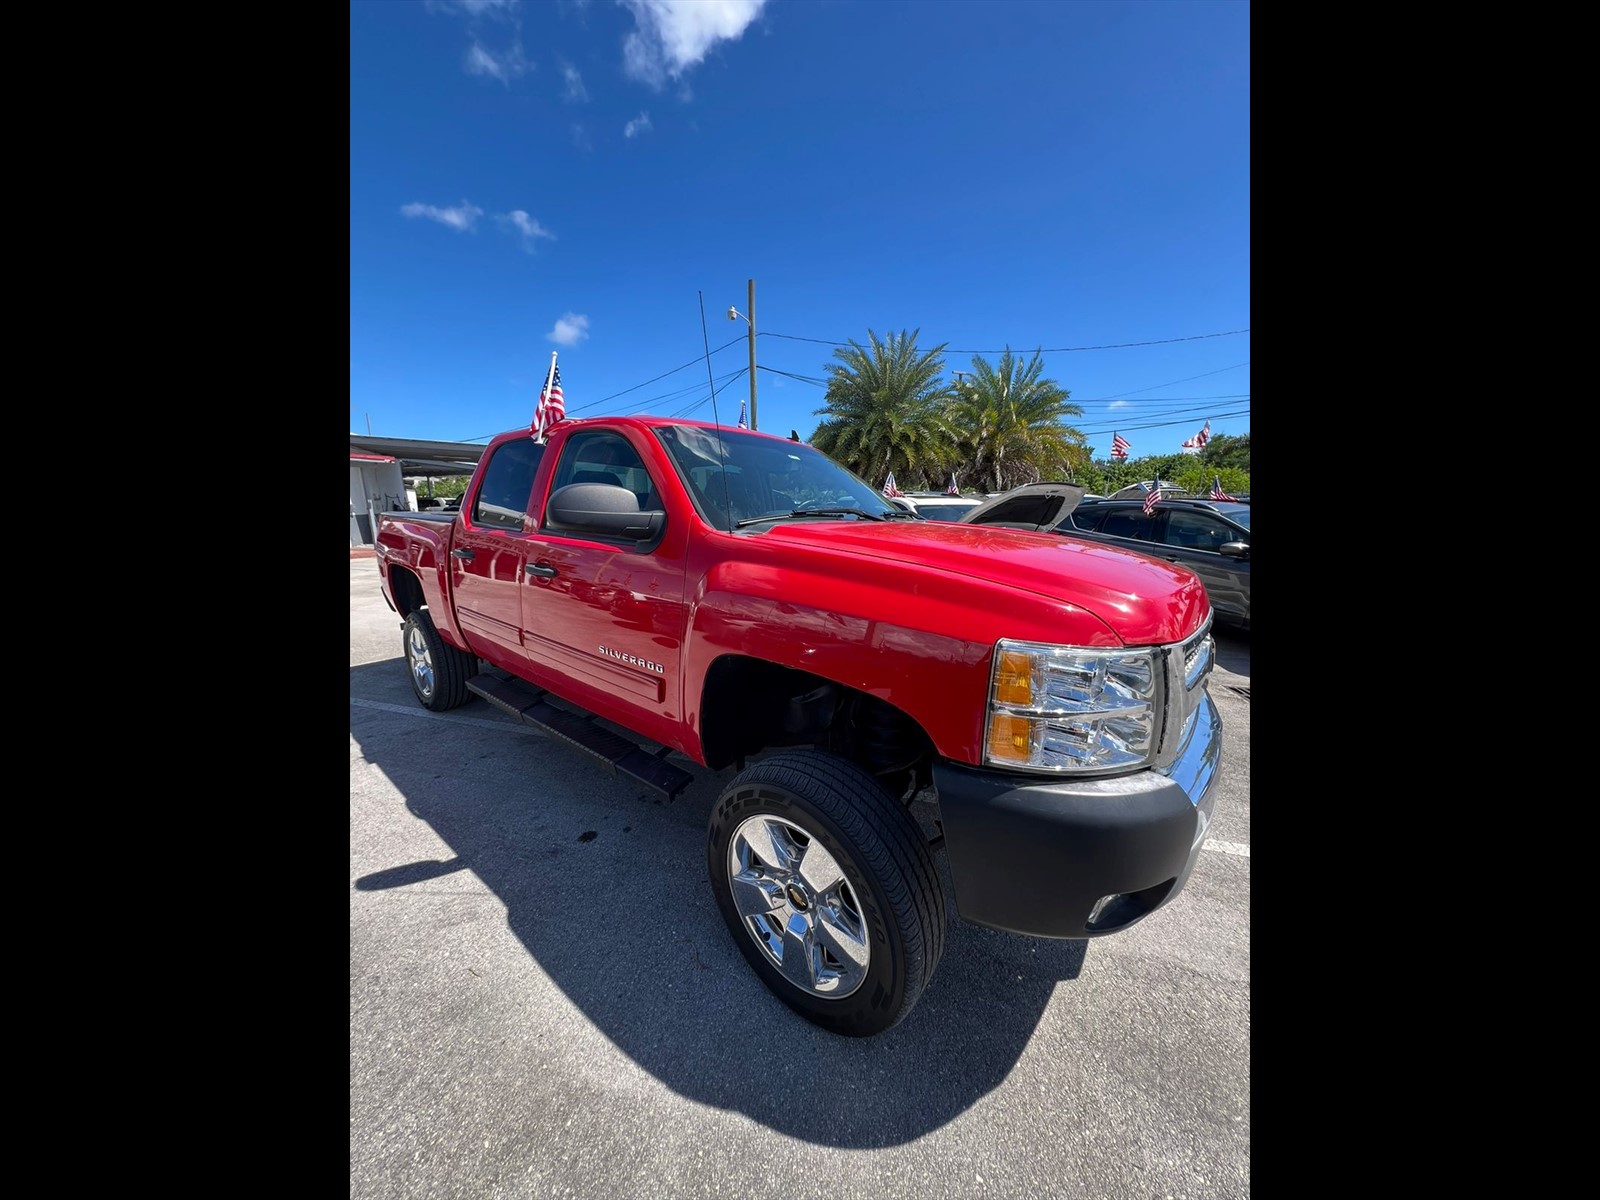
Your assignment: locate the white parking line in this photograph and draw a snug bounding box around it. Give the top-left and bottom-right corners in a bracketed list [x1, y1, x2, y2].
[1203, 839, 1250, 857]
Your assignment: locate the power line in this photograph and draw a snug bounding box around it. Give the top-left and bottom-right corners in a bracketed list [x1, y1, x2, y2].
[1079, 407, 1251, 438]
[459, 328, 1247, 441]
[763, 328, 1249, 353]
[1086, 363, 1250, 402]
[757, 365, 828, 387]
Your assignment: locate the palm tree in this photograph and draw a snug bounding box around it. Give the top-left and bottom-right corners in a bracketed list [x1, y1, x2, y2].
[809, 329, 956, 488]
[948, 349, 1087, 492]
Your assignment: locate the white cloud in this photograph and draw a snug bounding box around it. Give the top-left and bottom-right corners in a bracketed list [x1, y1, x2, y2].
[570, 122, 593, 153]
[1108, 400, 1131, 410]
[400, 200, 484, 231]
[561, 61, 589, 102]
[466, 40, 529, 82]
[498, 210, 557, 251]
[548, 313, 591, 346]
[623, 111, 653, 138]
[429, 0, 531, 83]
[619, 0, 767, 88]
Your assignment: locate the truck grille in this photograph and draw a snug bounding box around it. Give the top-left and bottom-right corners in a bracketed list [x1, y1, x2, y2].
[1155, 616, 1215, 769]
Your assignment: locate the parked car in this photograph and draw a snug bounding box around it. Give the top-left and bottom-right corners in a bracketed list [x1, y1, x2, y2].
[960, 486, 1250, 631]
[1059, 497, 1250, 631]
[1108, 480, 1192, 501]
[893, 491, 987, 521]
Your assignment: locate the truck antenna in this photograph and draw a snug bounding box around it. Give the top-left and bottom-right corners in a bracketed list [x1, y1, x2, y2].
[698, 291, 734, 533]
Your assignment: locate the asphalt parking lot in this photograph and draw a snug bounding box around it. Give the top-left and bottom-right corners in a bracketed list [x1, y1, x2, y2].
[350, 557, 1250, 1199]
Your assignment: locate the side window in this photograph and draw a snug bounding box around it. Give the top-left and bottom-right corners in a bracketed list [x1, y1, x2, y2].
[471, 439, 546, 530]
[549, 432, 662, 514]
[1099, 508, 1158, 540]
[1165, 510, 1230, 551]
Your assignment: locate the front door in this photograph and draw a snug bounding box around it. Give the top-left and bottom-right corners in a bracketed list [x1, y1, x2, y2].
[517, 429, 690, 751]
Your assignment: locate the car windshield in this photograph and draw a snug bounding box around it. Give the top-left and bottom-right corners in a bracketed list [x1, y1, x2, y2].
[1223, 507, 1250, 531]
[653, 425, 907, 526]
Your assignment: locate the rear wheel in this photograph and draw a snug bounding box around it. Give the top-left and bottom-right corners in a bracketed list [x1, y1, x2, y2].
[402, 608, 474, 711]
[707, 751, 945, 1036]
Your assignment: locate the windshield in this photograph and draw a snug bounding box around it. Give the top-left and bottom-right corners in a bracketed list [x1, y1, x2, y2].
[654, 425, 903, 527]
[1226, 507, 1250, 531]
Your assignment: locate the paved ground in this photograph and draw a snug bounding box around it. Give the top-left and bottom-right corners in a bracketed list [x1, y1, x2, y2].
[350, 558, 1250, 1199]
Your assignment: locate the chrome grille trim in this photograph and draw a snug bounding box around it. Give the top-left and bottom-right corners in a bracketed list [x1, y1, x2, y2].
[1153, 614, 1215, 771]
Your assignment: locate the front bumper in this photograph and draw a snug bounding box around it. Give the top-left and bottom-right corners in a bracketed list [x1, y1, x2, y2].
[933, 691, 1222, 938]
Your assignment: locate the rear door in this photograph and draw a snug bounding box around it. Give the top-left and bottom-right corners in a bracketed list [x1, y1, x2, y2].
[449, 437, 548, 672]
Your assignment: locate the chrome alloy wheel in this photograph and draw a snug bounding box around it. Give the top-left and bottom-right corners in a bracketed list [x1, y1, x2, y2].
[407, 622, 436, 699]
[727, 813, 871, 998]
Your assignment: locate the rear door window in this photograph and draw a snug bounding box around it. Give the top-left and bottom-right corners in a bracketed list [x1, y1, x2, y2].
[1097, 508, 1160, 541]
[471, 439, 546, 530]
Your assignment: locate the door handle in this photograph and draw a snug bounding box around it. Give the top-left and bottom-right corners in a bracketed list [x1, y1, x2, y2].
[525, 563, 558, 578]
[451, 548, 475, 561]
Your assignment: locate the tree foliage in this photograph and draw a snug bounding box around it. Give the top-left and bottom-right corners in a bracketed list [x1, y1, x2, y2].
[809, 330, 1097, 493]
[948, 349, 1087, 493]
[808, 329, 957, 487]
[1082, 439, 1251, 498]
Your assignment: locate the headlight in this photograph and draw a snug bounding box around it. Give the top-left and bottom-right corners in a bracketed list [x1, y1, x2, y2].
[984, 638, 1159, 773]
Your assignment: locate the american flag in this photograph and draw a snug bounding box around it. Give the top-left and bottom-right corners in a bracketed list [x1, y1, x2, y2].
[883, 472, 904, 498]
[1111, 432, 1130, 461]
[1210, 474, 1236, 502]
[737, 399, 747, 429]
[1181, 421, 1211, 452]
[534, 362, 565, 440]
[946, 473, 960, 495]
[1143, 480, 1162, 515]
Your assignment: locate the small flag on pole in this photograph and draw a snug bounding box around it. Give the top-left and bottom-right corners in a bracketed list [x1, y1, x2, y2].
[1210, 475, 1236, 502]
[737, 399, 747, 429]
[1181, 420, 1211, 452]
[533, 357, 565, 442]
[1111, 432, 1130, 461]
[1143, 479, 1162, 515]
[883, 472, 904, 498]
[946, 473, 960, 495]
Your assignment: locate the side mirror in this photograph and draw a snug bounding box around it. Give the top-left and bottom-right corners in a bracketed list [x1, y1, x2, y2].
[1219, 541, 1249, 559]
[545, 483, 665, 541]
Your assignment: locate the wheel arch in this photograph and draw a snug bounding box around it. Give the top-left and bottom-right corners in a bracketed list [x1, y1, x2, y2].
[698, 654, 937, 797]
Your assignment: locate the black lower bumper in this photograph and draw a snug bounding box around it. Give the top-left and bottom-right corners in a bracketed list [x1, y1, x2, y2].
[933, 693, 1221, 939]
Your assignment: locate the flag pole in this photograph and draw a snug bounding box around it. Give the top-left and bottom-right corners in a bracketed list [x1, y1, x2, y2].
[534, 351, 558, 443]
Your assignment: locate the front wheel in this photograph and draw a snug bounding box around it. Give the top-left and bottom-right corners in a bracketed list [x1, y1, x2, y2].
[707, 751, 946, 1036]
[402, 608, 475, 711]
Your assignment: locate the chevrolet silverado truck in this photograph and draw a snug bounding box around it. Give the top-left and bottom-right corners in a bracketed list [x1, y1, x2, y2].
[375, 416, 1221, 1036]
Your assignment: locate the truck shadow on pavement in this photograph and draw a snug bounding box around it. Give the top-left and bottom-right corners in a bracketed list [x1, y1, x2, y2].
[351, 662, 1088, 1149]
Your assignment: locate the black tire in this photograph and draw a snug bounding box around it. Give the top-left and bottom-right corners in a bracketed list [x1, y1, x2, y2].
[402, 607, 475, 711]
[707, 750, 946, 1036]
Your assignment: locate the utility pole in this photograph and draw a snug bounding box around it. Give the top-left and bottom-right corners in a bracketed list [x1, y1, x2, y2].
[746, 279, 757, 431]
[729, 280, 758, 431]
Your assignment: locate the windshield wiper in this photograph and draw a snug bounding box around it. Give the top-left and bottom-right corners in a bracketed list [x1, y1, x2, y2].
[792, 506, 898, 521]
[734, 506, 917, 528]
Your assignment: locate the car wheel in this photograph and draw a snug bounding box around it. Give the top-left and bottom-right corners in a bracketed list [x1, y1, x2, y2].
[707, 750, 946, 1036]
[402, 608, 475, 712]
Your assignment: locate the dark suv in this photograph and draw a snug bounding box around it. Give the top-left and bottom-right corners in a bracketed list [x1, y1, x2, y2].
[1058, 497, 1251, 630]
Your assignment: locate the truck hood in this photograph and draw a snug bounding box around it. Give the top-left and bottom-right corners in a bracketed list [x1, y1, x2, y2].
[759, 518, 1209, 644]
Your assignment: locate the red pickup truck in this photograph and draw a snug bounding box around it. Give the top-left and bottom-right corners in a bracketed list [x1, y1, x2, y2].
[376, 416, 1221, 1036]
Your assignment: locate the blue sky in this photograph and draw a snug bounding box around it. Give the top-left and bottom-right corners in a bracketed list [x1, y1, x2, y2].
[350, 0, 1249, 463]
